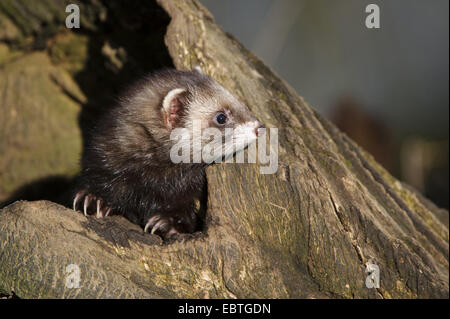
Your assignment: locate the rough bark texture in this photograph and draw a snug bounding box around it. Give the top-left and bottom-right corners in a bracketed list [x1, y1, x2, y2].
[0, 0, 448, 298]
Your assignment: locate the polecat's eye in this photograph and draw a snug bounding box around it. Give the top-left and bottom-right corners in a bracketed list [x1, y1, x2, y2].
[215, 113, 227, 125]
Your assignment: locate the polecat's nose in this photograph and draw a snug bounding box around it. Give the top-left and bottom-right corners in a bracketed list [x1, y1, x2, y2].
[255, 123, 265, 137]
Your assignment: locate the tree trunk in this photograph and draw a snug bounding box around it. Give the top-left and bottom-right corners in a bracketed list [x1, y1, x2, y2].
[0, 0, 448, 298]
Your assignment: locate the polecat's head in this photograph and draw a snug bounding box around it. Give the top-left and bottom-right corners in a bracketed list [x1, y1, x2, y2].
[161, 68, 264, 161]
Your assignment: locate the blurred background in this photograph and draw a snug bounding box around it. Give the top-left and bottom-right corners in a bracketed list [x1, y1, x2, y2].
[0, 0, 448, 209]
[203, 0, 449, 208]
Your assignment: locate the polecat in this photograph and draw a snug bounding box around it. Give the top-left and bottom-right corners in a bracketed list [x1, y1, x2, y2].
[73, 68, 263, 238]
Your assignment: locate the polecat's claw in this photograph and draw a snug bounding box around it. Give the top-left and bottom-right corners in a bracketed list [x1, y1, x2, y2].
[166, 228, 180, 238]
[73, 195, 79, 211]
[144, 215, 159, 233]
[151, 220, 165, 234]
[144, 215, 168, 235]
[83, 195, 91, 216]
[96, 199, 102, 218]
[144, 214, 184, 238]
[73, 190, 111, 218]
[73, 189, 87, 210]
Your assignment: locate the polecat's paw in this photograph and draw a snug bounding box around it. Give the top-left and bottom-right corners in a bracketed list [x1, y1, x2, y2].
[144, 212, 197, 238]
[144, 214, 175, 237]
[73, 189, 111, 218]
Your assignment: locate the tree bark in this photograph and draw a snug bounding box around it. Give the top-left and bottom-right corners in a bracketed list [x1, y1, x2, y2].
[0, 0, 448, 298]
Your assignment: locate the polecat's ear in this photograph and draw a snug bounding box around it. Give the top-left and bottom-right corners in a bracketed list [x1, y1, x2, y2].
[162, 88, 187, 130]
